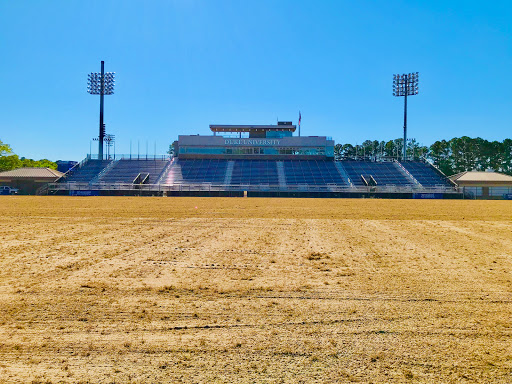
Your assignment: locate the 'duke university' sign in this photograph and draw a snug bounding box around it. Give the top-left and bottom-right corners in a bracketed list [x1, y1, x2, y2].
[224, 139, 281, 146]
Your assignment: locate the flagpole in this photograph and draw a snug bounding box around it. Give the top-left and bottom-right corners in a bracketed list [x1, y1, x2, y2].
[298, 111, 301, 137]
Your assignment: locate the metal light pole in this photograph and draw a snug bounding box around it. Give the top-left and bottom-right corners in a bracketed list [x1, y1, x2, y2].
[88, 61, 115, 160]
[393, 72, 419, 161]
[104, 134, 115, 160]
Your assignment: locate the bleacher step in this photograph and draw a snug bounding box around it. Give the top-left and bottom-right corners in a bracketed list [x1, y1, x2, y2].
[164, 159, 183, 185]
[93, 159, 118, 184]
[334, 162, 353, 187]
[276, 161, 287, 188]
[224, 161, 234, 185]
[394, 161, 422, 187]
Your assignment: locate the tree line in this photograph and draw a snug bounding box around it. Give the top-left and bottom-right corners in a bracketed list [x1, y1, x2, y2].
[334, 136, 512, 176]
[0, 140, 57, 172]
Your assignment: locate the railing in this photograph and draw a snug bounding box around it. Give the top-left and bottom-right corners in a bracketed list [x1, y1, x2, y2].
[57, 155, 91, 182]
[36, 184, 49, 196]
[88, 154, 170, 161]
[394, 160, 422, 186]
[334, 162, 353, 187]
[90, 159, 116, 183]
[47, 181, 459, 194]
[155, 156, 175, 184]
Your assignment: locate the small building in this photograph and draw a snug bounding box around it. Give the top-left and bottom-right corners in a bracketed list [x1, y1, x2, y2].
[449, 171, 512, 199]
[0, 167, 64, 195]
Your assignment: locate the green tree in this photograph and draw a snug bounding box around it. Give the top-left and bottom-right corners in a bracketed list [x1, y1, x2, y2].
[20, 158, 57, 169]
[334, 143, 356, 159]
[334, 143, 343, 159]
[383, 140, 397, 157]
[428, 140, 452, 175]
[340, 144, 355, 158]
[0, 140, 57, 171]
[0, 140, 13, 156]
[167, 143, 175, 157]
[407, 138, 420, 160]
[331, 136, 512, 176]
[0, 154, 22, 172]
[35, 159, 58, 170]
[501, 139, 512, 175]
[449, 136, 478, 174]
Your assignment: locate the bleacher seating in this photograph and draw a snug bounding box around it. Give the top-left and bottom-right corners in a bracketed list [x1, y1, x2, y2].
[166, 159, 228, 184]
[64, 160, 111, 183]
[341, 161, 414, 186]
[399, 161, 453, 187]
[62, 158, 453, 191]
[231, 160, 279, 185]
[160, 159, 449, 189]
[283, 160, 349, 186]
[99, 159, 168, 184]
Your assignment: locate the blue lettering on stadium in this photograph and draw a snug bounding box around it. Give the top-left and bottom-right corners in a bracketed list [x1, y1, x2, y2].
[413, 193, 443, 199]
[70, 190, 100, 196]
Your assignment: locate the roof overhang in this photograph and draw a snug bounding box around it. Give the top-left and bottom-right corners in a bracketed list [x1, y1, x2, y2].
[209, 125, 296, 133]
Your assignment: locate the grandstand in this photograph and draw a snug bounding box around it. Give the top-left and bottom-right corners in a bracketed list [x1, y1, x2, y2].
[99, 159, 168, 184]
[166, 159, 229, 185]
[341, 160, 414, 187]
[283, 160, 349, 186]
[64, 160, 111, 183]
[48, 122, 460, 198]
[400, 161, 454, 188]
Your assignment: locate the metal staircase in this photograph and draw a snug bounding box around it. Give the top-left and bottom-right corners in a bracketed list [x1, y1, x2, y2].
[394, 161, 422, 187]
[223, 161, 234, 186]
[164, 159, 183, 185]
[276, 161, 287, 189]
[334, 162, 353, 187]
[155, 157, 175, 185]
[90, 160, 116, 184]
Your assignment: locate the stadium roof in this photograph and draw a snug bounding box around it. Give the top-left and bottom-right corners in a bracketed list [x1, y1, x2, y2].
[449, 171, 512, 185]
[209, 124, 296, 133]
[0, 167, 64, 180]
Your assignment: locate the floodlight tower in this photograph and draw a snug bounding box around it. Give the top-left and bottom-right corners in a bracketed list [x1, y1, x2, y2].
[87, 61, 115, 160]
[393, 72, 419, 161]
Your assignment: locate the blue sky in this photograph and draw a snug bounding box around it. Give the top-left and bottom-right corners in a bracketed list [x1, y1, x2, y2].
[0, 0, 511, 161]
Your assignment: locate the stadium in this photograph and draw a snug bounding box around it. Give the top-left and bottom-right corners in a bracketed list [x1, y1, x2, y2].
[45, 121, 461, 198]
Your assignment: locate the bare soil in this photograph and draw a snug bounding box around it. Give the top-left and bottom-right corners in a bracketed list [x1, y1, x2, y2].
[0, 196, 511, 383]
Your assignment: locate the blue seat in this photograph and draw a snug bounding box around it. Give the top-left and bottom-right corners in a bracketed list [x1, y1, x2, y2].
[171, 159, 228, 184]
[63, 160, 111, 183]
[100, 159, 168, 184]
[341, 161, 414, 186]
[399, 161, 452, 187]
[284, 160, 348, 186]
[231, 160, 279, 185]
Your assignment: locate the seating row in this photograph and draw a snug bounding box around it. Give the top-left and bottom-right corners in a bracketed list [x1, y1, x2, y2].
[61, 158, 452, 189]
[399, 161, 452, 187]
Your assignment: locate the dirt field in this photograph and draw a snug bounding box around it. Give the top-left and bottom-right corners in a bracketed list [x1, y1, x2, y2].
[0, 196, 511, 383]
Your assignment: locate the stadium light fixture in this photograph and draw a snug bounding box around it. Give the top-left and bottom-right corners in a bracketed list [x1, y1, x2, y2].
[393, 72, 419, 161]
[88, 61, 115, 160]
